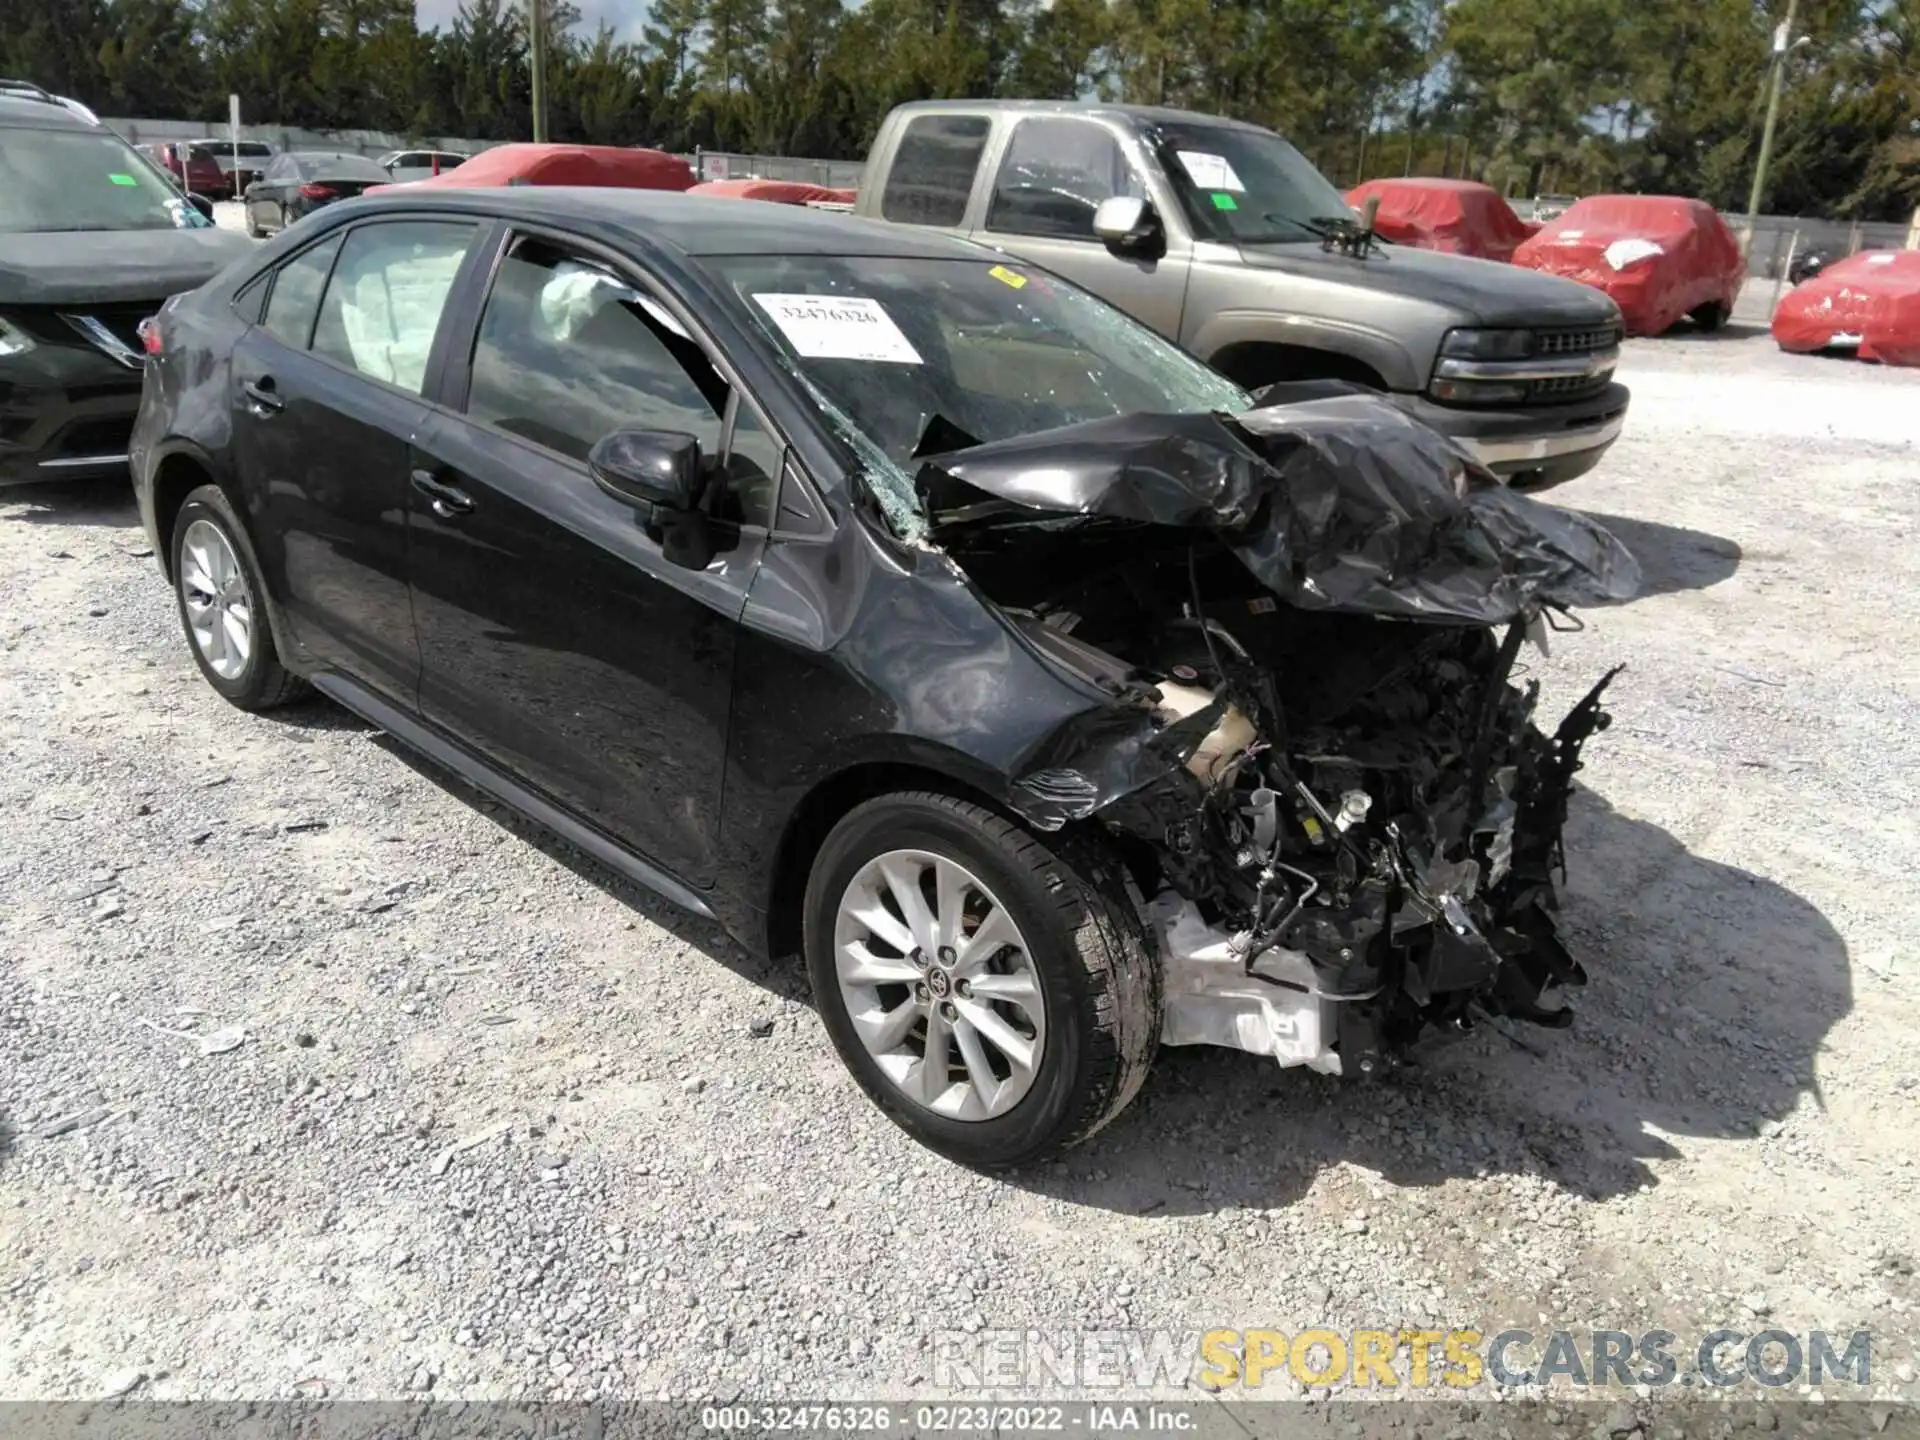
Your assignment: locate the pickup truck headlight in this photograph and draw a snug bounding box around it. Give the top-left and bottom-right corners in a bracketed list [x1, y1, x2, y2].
[1438, 328, 1533, 360]
[0, 314, 36, 358]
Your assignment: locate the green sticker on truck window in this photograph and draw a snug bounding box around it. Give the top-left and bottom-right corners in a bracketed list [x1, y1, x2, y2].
[1211, 192, 1238, 211]
[109, 172, 138, 186]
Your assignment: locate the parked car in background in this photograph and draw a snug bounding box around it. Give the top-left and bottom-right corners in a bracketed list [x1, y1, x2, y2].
[378, 148, 468, 184]
[1345, 177, 1536, 262]
[141, 140, 228, 198]
[1513, 195, 1745, 336]
[242, 151, 389, 236]
[130, 187, 1634, 1165]
[212, 138, 276, 193]
[853, 100, 1629, 489]
[0, 94, 247, 485]
[1530, 193, 1578, 222]
[378, 142, 693, 191]
[1773, 250, 1920, 366]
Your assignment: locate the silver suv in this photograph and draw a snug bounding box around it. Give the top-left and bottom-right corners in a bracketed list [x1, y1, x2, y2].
[854, 101, 1629, 488]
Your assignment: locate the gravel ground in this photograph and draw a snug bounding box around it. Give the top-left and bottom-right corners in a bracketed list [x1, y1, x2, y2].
[3, 322, 1919, 1418]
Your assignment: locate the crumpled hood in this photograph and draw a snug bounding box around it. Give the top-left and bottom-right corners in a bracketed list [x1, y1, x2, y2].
[1232, 240, 1620, 328]
[0, 228, 253, 306]
[915, 384, 1640, 625]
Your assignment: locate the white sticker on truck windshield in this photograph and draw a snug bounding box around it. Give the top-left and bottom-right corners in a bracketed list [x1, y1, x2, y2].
[752, 293, 922, 364]
[1175, 151, 1245, 193]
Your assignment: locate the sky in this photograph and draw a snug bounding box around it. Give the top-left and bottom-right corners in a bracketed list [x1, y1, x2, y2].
[414, 0, 652, 42]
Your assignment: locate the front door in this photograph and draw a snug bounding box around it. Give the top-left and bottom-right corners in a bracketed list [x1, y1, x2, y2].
[406, 233, 782, 886]
[228, 216, 480, 705]
[971, 115, 1192, 340]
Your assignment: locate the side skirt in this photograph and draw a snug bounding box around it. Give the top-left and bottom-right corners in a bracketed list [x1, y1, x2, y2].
[310, 673, 718, 922]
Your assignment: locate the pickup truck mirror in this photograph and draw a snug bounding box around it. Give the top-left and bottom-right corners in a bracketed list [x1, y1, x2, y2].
[1093, 196, 1165, 259]
[185, 193, 215, 221]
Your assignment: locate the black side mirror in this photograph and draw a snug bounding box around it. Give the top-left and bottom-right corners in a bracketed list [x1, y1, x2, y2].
[588, 428, 715, 569]
[186, 193, 215, 220]
[1092, 195, 1166, 259]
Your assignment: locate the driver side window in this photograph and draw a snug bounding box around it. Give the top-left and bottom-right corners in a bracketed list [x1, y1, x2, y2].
[464, 237, 778, 528]
[986, 119, 1144, 241]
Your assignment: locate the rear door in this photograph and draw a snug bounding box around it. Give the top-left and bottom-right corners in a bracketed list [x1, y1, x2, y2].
[228, 216, 484, 706]
[406, 229, 780, 886]
[971, 116, 1192, 339]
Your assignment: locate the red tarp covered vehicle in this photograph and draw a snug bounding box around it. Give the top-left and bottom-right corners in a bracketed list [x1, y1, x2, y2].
[1771, 250, 1920, 366]
[689, 178, 858, 207]
[1344, 178, 1536, 262]
[387, 143, 694, 192]
[1512, 195, 1745, 336]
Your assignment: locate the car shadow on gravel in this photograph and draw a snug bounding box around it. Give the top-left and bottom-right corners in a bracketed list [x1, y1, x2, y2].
[1025, 786, 1848, 1216]
[368, 736, 791, 991]
[1, 478, 142, 528]
[1573, 510, 1741, 598]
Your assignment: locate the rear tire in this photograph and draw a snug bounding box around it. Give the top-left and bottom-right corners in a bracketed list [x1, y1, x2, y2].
[804, 791, 1160, 1168]
[170, 484, 309, 711]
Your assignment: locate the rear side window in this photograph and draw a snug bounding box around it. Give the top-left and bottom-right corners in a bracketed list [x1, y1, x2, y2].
[260, 235, 343, 349]
[880, 114, 990, 227]
[310, 221, 476, 394]
[987, 118, 1145, 241]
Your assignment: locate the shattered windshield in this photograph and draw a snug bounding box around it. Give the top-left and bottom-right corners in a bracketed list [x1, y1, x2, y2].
[1146, 121, 1358, 247]
[705, 254, 1251, 532]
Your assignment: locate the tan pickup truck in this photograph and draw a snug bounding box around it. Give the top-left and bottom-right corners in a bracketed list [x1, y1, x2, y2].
[854, 100, 1630, 487]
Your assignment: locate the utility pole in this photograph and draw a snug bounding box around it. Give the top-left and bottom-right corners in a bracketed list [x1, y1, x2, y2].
[1745, 0, 1799, 224]
[529, 0, 548, 143]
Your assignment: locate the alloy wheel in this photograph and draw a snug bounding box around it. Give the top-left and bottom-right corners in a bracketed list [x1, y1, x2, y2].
[833, 849, 1047, 1121]
[178, 518, 254, 681]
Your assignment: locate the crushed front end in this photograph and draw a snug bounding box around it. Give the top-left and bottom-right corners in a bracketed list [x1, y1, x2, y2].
[917, 384, 1640, 1076]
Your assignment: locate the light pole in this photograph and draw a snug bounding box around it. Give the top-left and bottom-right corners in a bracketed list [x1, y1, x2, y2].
[529, 0, 548, 143]
[1745, 0, 1809, 223]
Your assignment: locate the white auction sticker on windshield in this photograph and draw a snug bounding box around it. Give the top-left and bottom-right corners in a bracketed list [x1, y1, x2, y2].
[752, 293, 922, 364]
[1176, 151, 1244, 192]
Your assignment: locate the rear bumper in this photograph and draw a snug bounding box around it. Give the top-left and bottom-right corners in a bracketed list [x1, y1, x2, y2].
[1, 354, 143, 487]
[1396, 381, 1631, 490]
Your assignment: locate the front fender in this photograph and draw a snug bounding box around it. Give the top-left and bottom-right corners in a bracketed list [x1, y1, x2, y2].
[1190, 310, 1425, 393]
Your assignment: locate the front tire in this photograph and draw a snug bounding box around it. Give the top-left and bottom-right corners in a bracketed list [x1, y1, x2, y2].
[170, 484, 308, 711]
[804, 791, 1159, 1168]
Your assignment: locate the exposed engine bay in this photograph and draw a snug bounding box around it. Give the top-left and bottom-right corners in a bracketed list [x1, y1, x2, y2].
[914, 384, 1641, 1077]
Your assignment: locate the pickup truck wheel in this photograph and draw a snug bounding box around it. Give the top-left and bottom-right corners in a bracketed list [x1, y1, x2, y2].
[171, 484, 309, 711]
[804, 792, 1159, 1168]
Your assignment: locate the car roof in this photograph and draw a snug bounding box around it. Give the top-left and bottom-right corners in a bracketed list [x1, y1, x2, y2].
[0, 93, 98, 131]
[346, 186, 989, 261]
[886, 97, 1275, 135]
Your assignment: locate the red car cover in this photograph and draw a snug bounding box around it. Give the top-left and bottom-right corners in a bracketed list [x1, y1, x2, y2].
[1345, 178, 1534, 262]
[1771, 251, 1920, 366]
[394, 143, 694, 192]
[689, 178, 857, 207]
[1512, 195, 1746, 336]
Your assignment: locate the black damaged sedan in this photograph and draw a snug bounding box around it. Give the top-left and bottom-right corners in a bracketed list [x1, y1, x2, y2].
[131, 190, 1637, 1167]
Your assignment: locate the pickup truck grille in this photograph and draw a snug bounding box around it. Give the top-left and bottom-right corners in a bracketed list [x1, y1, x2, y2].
[1525, 372, 1611, 403]
[1518, 323, 1621, 403]
[1535, 324, 1622, 357]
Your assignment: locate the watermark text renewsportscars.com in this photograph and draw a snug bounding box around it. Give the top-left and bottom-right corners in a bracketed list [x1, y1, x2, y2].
[932, 1328, 1874, 1391]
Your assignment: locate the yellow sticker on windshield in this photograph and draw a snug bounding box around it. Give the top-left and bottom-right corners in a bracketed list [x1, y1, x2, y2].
[109, 173, 138, 186]
[989, 264, 1028, 289]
